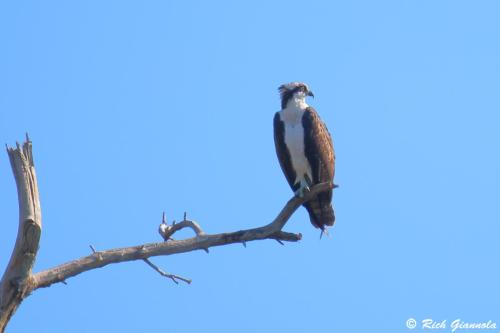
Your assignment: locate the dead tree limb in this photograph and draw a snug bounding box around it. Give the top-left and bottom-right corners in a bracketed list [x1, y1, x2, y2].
[0, 136, 333, 333]
[31, 182, 331, 289]
[142, 258, 192, 284]
[0, 136, 42, 331]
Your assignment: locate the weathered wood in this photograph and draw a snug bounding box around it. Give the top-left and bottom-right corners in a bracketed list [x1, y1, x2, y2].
[32, 182, 331, 289]
[0, 136, 334, 332]
[0, 137, 42, 333]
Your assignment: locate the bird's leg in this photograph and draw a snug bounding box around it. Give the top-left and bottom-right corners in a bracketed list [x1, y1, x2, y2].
[294, 178, 311, 198]
[294, 187, 308, 198]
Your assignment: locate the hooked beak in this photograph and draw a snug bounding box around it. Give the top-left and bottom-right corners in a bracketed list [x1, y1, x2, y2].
[307, 90, 315, 98]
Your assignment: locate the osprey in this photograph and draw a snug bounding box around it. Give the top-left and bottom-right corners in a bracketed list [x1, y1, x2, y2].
[273, 82, 336, 230]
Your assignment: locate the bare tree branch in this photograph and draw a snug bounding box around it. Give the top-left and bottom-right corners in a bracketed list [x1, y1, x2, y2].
[159, 213, 205, 241]
[142, 258, 192, 285]
[0, 136, 334, 332]
[0, 136, 42, 331]
[31, 182, 331, 290]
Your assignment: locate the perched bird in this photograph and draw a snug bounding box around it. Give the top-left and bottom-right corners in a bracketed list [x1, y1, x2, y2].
[273, 82, 336, 230]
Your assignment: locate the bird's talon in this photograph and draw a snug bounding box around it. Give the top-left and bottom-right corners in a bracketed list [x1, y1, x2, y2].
[294, 186, 311, 198]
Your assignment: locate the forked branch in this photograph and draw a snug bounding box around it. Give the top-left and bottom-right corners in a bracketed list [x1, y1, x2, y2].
[0, 136, 334, 333]
[31, 181, 332, 289]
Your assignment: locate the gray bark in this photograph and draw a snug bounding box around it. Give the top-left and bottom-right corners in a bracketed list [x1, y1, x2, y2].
[0, 136, 333, 333]
[0, 137, 42, 332]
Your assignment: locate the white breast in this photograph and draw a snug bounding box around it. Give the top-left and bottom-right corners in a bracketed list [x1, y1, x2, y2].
[280, 107, 312, 186]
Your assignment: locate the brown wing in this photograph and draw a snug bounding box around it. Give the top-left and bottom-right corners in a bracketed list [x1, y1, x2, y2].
[273, 112, 297, 190]
[302, 107, 335, 184]
[302, 107, 336, 229]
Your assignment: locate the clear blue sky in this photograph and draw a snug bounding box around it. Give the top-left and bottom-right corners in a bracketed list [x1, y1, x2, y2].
[1, 1, 499, 332]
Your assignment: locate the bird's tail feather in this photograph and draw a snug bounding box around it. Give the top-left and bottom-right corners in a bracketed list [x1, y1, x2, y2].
[304, 197, 335, 230]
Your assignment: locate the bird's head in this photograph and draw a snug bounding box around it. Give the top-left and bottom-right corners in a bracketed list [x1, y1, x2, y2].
[278, 82, 314, 109]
